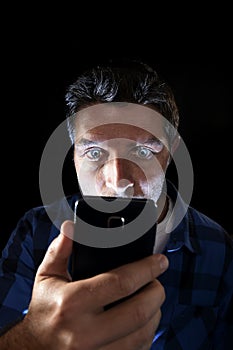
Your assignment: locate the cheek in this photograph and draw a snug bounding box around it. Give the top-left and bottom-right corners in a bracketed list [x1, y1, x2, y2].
[156, 150, 170, 170]
[74, 159, 98, 193]
[138, 169, 165, 195]
[139, 154, 168, 182]
[135, 156, 168, 196]
[74, 155, 99, 176]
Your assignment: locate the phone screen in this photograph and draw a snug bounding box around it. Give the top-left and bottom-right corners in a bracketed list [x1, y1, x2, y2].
[71, 196, 157, 281]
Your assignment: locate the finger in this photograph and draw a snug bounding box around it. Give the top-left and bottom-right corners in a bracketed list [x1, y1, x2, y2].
[93, 280, 165, 345]
[78, 253, 168, 309]
[37, 220, 74, 281]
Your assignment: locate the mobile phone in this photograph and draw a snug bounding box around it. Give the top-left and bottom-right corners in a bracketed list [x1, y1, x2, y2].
[71, 196, 157, 281]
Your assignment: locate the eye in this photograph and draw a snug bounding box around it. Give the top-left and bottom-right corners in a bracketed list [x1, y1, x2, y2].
[133, 146, 154, 159]
[85, 148, 104, 161]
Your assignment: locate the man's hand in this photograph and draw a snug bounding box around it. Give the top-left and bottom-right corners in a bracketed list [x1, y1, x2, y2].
[24, 220, 169, 350]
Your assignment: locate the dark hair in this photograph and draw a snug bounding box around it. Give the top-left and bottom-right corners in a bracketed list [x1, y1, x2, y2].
[65, 59, 179, 144]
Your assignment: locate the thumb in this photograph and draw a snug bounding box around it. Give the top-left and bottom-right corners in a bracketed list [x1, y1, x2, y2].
[37, 220, 74, 281]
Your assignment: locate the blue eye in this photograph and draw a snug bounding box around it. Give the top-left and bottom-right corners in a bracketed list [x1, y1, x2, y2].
[85, 148, 103, 160]
[134, 146, 153, 159]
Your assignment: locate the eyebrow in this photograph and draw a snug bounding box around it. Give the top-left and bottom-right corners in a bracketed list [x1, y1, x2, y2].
[74, 138, 106, 151]
[75, 136, 163, 148]
[142, 137, 163, 145]
[75, 138, 98, 147]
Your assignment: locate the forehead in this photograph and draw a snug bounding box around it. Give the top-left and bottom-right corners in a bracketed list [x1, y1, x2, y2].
[74, 103, 165, 142]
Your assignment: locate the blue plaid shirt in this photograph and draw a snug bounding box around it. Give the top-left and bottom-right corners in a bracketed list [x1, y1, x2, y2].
[0, 182, 233, 349]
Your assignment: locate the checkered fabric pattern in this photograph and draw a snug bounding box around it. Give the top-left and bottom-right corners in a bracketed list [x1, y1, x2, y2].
[0, 182, 232, 349]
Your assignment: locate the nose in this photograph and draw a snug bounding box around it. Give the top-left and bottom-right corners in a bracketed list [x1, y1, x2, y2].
[103, 158, 134, 195]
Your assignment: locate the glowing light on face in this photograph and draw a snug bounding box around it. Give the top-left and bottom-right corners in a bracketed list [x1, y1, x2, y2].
[76, 151, 166, 205]
[75, 133, 168, 206]
[138, 171, 166, 204]
[105, 179, 135, 197]
[73, 103, 170, 206]
[39, 102, 194, 247]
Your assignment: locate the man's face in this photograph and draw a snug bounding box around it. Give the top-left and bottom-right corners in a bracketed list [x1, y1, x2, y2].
[73, 103, 172, 205]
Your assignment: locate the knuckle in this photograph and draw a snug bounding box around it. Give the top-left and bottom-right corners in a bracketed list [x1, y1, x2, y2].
[134, 303, 150, 325]
[159, 283, 166, 304]
[151, 280, 166, 304]
[53, 295, 70, 323]
[160, 285, 166, 303]
[53, 286, 84, 322]
[111, 271, 136, 297]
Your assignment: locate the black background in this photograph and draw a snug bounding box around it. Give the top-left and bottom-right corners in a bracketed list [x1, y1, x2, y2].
[0, 7, 232, 253]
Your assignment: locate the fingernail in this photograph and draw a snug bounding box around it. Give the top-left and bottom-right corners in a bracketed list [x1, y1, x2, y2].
[61, 220, 74, 239]
[157, 254, 169, 270]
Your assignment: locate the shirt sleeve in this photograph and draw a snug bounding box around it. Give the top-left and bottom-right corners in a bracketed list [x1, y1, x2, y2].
[0, 210, 36, 334]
